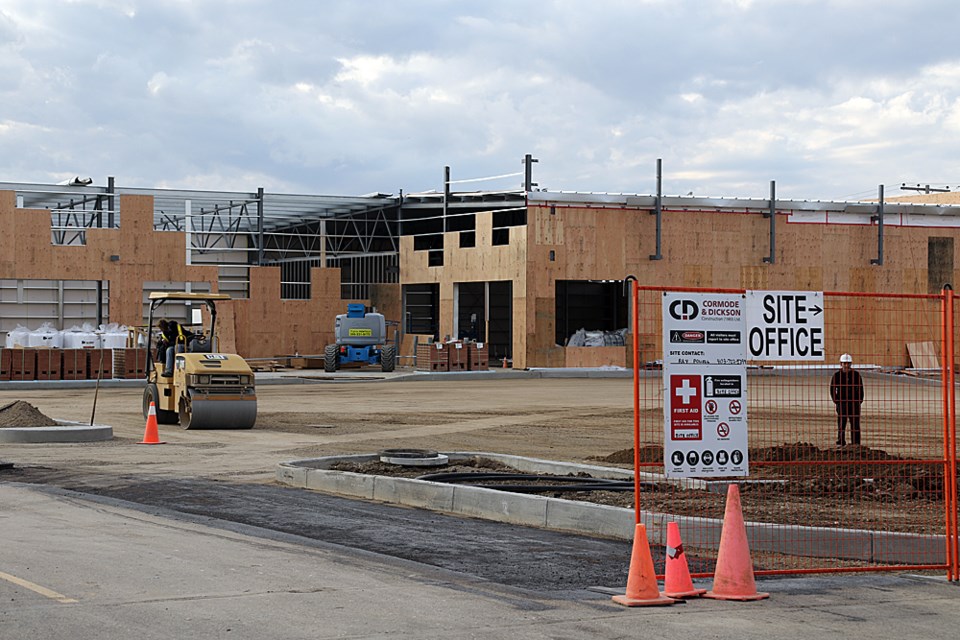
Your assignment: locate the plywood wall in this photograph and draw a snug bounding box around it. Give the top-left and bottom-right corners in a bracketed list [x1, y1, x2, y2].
[401, 210, 530, 366]
[392, 197, 960, 369]
[519, 202, 960, 367]
[0, 191, 373, 359]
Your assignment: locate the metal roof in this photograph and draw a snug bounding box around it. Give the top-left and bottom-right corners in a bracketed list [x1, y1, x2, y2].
[401, 189, 527, 208]
[528, 190, 960, 217]
[7, 179, 960, 237]
[3, 181, 399, 233]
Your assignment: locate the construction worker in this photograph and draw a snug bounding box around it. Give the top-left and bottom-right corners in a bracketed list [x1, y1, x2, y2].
[830, 353, 864, 446]
[159, 319, 194, 377]
[156, 319, 171, 361]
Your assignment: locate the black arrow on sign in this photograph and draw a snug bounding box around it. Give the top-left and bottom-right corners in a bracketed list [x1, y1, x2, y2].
[810, 304, 823, 316]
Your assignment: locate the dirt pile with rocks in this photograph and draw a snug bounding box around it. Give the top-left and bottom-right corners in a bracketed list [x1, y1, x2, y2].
[0, 401, 59, 428]
[332, 443, 952, 534]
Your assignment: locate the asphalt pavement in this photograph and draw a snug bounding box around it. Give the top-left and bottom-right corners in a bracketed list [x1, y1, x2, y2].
[1, 476, 958, 639]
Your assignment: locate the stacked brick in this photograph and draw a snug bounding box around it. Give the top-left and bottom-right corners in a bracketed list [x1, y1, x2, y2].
[416, 342, 449, 372]
[415, 341, 489, 372]
[0, 349, 37, 381]
[448, 343, 467, 371]
[112, 348, 148, 379]
[467, 343, 488, 370]
[0, 348, 142, 381]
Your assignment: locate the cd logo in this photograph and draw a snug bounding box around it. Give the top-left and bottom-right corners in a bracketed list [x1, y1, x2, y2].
[669, 299, 700, 321]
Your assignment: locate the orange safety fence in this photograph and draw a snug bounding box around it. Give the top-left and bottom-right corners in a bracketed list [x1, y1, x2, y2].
[629, 283, 959, 580]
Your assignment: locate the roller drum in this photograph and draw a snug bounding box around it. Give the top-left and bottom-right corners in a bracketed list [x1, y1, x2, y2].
[181, 396, 257, 430]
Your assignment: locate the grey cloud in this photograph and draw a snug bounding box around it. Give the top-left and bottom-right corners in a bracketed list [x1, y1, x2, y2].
[2, 0, 960, 198]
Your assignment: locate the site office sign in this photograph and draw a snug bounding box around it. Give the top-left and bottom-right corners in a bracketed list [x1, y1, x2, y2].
[662, 293, 748, 478]
[745, 290, 825, 361]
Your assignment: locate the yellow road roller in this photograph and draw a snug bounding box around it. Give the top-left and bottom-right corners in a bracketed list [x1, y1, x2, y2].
[142, 292, 257, 429]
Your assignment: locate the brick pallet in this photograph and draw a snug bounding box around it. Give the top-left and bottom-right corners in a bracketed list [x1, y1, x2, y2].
[416, 343, 449, 372]
[467, 343, 489, 371]
[0, 348, 38, 381]
[61, 349, 88, 380]
[36, 350, 62, 381]
[113, 348, 147, 379]
[87, 349, 114, 380]
[448, 343, 468, 371]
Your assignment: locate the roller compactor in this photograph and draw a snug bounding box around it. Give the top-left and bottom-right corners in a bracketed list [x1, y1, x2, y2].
[142, 292, 257, 429]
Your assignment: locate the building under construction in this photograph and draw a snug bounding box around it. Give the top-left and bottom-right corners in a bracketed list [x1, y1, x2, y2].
[2, 161, 960, 369]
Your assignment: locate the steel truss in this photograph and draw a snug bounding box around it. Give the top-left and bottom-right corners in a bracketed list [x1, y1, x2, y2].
[4, 178, 530, 301]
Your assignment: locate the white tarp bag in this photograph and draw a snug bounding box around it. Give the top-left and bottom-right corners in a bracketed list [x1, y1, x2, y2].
[63, 322, 101, 348]
[28, 322, 63, 348]
[99, 323, 128, 349]
[5, 325, 31, 348]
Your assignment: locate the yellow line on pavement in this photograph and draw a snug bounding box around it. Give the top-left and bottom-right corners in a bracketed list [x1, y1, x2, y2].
[0, 571, 77, 604]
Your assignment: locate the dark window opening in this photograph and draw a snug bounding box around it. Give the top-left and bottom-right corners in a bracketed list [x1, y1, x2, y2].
[447, 211, 476, 233]
[460, 231, 476, 248]
[928, 237, 954, 293]
[281, 261, 310, 299]
[555, 280, 628, 346]
[428, 249, 444, 267]
[488, 281, 512, 361]
[493, 208, 526, 228]
[403, 283, 440, 339]
[454, 281, 512, 360]
[457, 282, 485, 342]
[401, 208, 444, 237]
[492, 228, 510, 245]
[414, 234, 443, 251]
[549, 250, 555, 261]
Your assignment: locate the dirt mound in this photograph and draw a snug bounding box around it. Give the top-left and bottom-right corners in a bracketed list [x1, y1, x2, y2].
[594, 445, 664, 464]
[749, 441, 904, 463]
[0, 401, 59, 428]
[596, 442, 910, 466]
[330, 456, 511, 478]
[591, 442, 950, 502]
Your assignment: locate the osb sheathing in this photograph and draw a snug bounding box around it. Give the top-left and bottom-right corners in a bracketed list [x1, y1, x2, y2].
[401, 210, 528, 363]
[402, 201, 960, 368]
[369, 282, 401, 322]
[0, 191, 383, 359]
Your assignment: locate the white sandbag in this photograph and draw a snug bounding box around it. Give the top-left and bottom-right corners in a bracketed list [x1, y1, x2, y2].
[99, 323, 128, 349]
[5, 325, 31, 348]
[28, 322, 63, 348]
[63, 329, 100, 349]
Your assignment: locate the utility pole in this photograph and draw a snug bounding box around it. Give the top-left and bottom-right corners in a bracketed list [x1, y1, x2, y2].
[900, 183, 951, 193]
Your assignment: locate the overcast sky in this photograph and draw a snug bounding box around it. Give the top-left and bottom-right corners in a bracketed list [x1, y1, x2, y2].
[2, 0, 959, 201]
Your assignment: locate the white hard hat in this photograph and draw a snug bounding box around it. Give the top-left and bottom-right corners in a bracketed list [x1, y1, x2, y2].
[840, 353, 853, 363]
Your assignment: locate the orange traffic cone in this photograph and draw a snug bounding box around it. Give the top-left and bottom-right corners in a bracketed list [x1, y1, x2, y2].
[704, 484, 769, 601]
[612, 523, 678, 607]
[663, 521, 706, 598]
[138, 401, 166, 445]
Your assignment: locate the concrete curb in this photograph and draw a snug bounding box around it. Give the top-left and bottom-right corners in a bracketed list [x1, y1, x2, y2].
[277, 451, 946, 565]
[0, 420, 113, 443]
